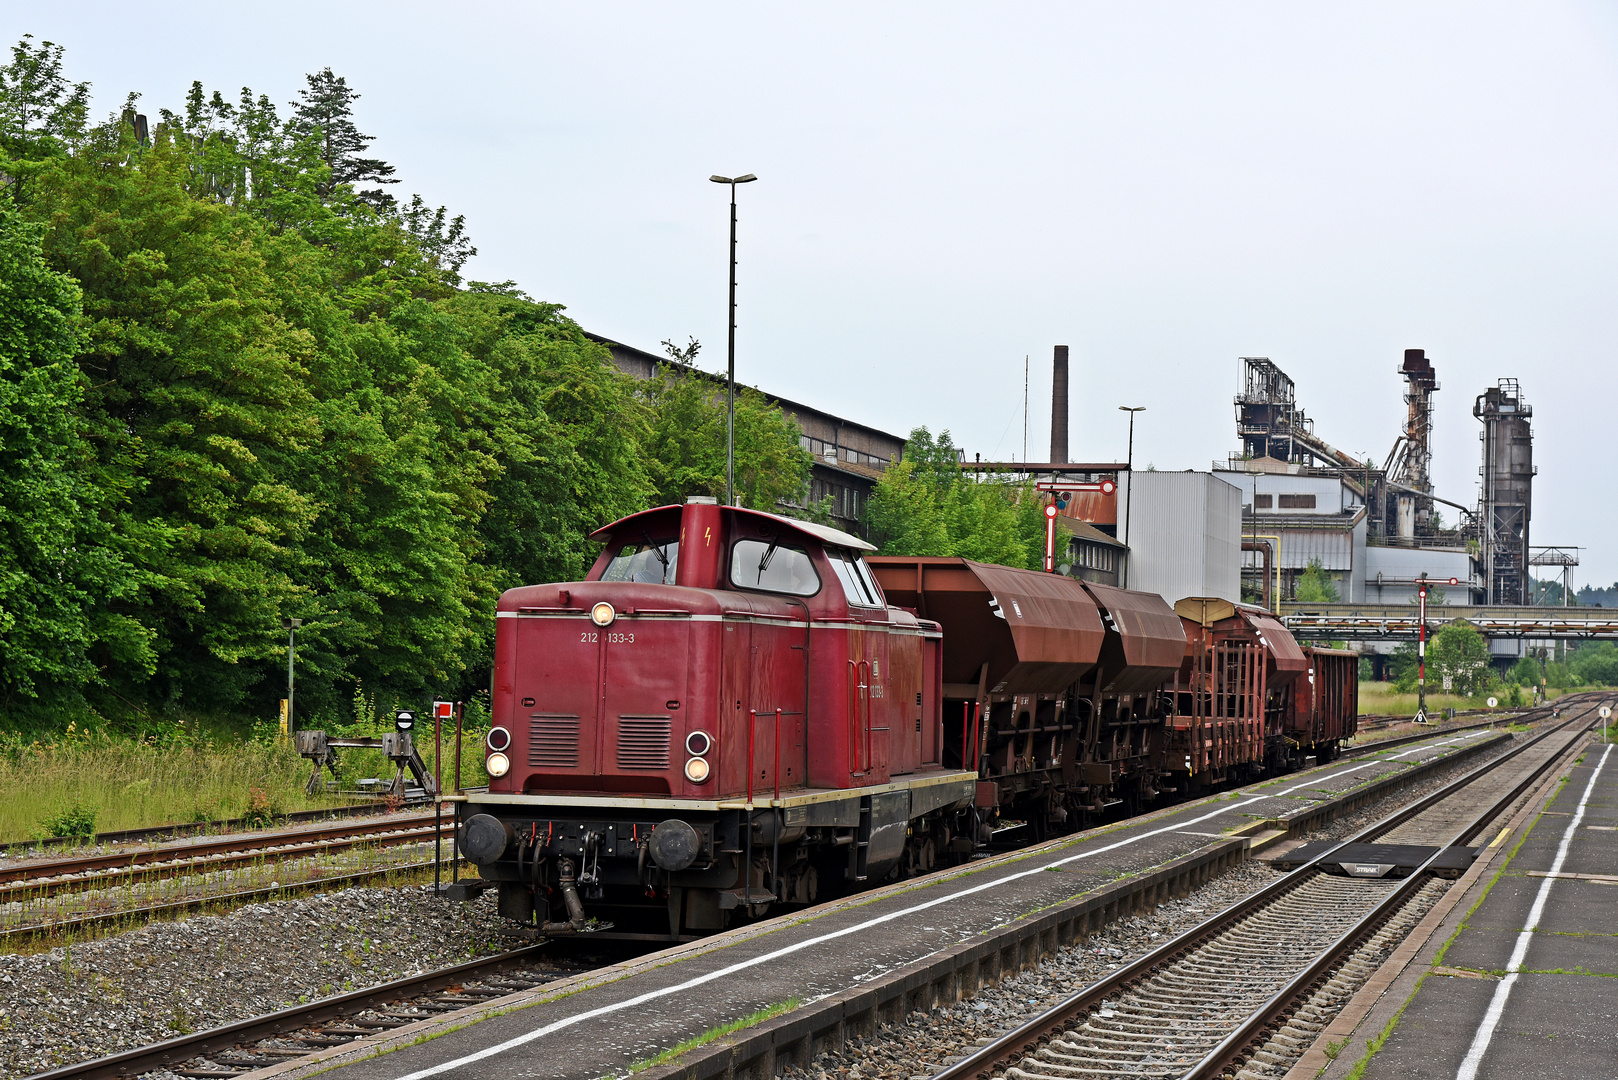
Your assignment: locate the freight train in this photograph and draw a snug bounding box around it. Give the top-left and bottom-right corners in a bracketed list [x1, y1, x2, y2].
[449, 497, 1355, 940]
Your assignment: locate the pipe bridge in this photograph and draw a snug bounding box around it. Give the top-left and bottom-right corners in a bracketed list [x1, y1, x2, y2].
[1279, 602, 1618, 642]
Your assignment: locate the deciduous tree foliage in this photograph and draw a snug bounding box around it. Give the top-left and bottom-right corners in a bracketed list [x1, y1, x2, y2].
[1294, 559, 1340, 603]
[0, 42, 810, 733]
[641, 367, 811, 511]
[866, 428, 1044, 569]
[0, 199, 145, 709]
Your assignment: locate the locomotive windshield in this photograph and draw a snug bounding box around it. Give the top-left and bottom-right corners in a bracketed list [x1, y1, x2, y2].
[730, 538, 820, 596]
[600, 538, 680, 584]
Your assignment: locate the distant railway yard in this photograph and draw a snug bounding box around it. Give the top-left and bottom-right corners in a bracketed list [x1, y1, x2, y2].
[4, 695, 1609, 1080]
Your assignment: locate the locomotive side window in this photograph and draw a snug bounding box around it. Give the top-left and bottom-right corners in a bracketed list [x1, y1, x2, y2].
[601, 539, 680, 584]
[852, 555, 885, 606]
[730, 539, 820, 596]
[829, 549, 881, 607]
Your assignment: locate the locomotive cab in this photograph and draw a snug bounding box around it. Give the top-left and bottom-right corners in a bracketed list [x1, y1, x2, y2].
[454, 497, 975, 940]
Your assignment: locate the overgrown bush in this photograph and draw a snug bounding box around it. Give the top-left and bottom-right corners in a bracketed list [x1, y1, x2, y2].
[40, 803, 96, 840]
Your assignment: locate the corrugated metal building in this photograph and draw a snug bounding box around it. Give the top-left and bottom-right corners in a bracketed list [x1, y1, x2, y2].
[1116, 471, 1243, 605]
[1215, 469, 1369, 603]
[1361, 546, 1472, 603]
[587, 333, 905, 537]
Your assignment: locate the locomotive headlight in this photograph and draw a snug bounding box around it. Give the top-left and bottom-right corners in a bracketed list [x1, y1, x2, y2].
[590, 602, 616, 627]
[486, 752, 510, 778]
[486, 726, 512, 752]
[684, 756, 711, 783]
[685, 730, 712, 756]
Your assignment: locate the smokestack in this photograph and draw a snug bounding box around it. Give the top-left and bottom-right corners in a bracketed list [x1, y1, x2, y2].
[1051, 345, 1069, 464]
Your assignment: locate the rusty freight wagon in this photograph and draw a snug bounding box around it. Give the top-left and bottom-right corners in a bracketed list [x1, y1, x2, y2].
[867, 557, 1185, 834]
[1287, 647, 1359, 762]
[1162, 597, 1310, 784]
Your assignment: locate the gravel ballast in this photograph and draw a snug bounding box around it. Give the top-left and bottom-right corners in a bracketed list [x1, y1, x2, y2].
[0, 884, 508, 1079]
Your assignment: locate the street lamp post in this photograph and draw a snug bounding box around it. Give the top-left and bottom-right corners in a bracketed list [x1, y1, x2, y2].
[282, 617, 302, 734]
[709, 173, 758, 507]
[1118, 406, 1145, 588]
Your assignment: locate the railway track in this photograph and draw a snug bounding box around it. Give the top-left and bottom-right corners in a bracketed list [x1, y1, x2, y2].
[23, 707, 1592, 1080]
[0, 799, 433, 858]
[1, 812, 458, 943]
[931, 694, 1610, 1080]
[27, 945, 592, 1080]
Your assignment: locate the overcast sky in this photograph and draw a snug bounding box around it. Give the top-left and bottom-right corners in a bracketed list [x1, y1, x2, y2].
[20, 3, 1618, 589]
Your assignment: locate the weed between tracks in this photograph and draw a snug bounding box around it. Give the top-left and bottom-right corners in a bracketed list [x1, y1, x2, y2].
[616, 998, 802, 1075]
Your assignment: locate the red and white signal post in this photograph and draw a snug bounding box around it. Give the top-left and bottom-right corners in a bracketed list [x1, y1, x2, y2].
[1037, 479, 1116, 574]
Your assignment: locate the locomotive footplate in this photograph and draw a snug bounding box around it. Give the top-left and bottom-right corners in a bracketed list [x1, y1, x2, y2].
[1271, 841, 1477, 879]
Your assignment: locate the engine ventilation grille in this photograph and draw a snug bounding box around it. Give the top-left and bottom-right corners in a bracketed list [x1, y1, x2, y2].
[528, 714, 580, 768]
[616, 715, 672, 770]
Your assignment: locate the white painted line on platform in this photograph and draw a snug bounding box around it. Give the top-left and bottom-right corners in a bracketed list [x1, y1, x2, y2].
[387, 728, 1499, 1080]
[1455, 742, 1612, 1080]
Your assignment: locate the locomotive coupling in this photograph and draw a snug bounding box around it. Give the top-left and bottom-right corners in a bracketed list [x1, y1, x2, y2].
[541, 857, 590, 933]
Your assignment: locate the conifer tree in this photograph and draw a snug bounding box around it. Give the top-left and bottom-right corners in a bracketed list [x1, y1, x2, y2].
[289, 67, 397, 209]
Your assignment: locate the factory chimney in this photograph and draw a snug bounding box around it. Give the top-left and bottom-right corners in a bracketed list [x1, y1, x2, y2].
[1050, 345, 1069, 463]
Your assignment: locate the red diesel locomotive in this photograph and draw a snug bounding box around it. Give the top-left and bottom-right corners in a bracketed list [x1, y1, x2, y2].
[450, 498, 1354, 940]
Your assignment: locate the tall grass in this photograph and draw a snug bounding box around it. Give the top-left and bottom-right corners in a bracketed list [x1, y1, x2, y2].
[0, 712, 493, 844]
[0, 728, 347, 843]
[1358, 680, 1569, 717]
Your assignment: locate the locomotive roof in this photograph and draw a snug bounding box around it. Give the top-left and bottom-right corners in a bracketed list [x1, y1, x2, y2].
[591, 503, 877, 553]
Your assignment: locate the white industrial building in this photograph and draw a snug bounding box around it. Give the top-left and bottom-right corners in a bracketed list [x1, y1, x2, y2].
[1114, 471, 1243, 606]
[1211, 466, 1475, 606]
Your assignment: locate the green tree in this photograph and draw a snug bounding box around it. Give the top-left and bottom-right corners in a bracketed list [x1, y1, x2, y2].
[1569, 642, 1618, 687]
[1389, 641, 1419, 692]
[446, 285, 654, 591]
[0, 199, 145, 710]
[0, 36, 89, 206]
[36, 136, 324, 713]
[1428, 621, 1491, 696]
[640, 367, 811, 511]
[289, 68, 397, 209]
[865, 427, 1043, 568]
[1294, 559, 1340, 602]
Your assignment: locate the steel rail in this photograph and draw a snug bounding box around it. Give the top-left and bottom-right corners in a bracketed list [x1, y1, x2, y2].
[1183, 695, 1610, 1078]
[25, 945, 551, 1080]
[0, 813, 443, 885]
[2, 856, 460, 945]
[0, 799, 432, 857]
[0, 823, 448, 905]
[927, 696, 1608, 1080]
